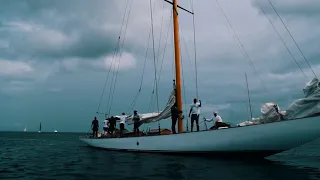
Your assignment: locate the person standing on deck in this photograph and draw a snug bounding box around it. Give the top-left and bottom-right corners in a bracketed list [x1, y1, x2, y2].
[133, 110, 140, 136]
[108, 116, 118, 135]
[119, 112, 126, 136]
[171, 102, 182, 134]
[188, 98, 201, 132]
[91, 117, 99, 138]
[103, 118, 109, 135]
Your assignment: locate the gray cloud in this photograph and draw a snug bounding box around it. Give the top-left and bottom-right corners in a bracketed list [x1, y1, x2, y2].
[1, 0, 320, 131]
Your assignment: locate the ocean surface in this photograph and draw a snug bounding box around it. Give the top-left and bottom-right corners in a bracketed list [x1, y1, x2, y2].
[1, 132, 320, 180]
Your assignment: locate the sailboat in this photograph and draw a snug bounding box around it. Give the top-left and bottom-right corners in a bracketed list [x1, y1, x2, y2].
[38, 122, 42, 133]
[24, 126, 27, 132]
[79, 0, 320, 158]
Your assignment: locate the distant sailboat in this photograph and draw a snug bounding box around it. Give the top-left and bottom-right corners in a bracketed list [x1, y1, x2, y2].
[38, 122, 41, 133]
[24, 126, 27, 132]
[54, 129, 58, 134]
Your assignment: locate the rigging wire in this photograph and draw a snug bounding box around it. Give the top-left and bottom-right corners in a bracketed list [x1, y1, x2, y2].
[215, 0, 267, 91]
[155, 12, 173, 86]
[119, 0, 157, 114]
[267, 0, 317, 79]
[127, 28, 152, 113]
[107, 0, 133, 115]
[179, 27, 197, 131]
[95, 0, 130, 116]
[156, 1, 166, 67]
[95, 37, 121, 115]
[180, 42, 189, 132]
[150, 12, 172, 114]
[149, 6, 172, 112]
[180, 28, 197, 85]
[104, 1, 131, 115]
[190, 0, 199, 99]
[147, 0, 164, 113]
[259, 6, 308, 81]
[149, 0, 160, 114]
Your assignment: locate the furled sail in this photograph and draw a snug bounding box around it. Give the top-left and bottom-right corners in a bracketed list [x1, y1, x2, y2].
[284, 77, 320, 119]
[237, 78, 320, 127]
[116, 89, 176, 126]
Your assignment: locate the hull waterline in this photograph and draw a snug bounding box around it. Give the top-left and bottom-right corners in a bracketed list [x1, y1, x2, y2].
[79, 116, 320, 158]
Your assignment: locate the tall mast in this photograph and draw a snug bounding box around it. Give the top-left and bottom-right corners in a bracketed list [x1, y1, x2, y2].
[245, 73, 253, 120]
[172, 0, 183, 133]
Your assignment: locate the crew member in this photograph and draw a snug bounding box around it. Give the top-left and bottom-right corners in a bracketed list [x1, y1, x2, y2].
[171, 102, 182, 134]
[119, 112, 126, 136]
[205, 112, 230, 129]
[133, 110, 140, 136]
[188, 98, 201, 132]
[91, 117, 99, 138]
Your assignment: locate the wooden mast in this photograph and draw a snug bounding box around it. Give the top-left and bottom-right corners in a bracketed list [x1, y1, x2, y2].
[172, 0, 183, 133]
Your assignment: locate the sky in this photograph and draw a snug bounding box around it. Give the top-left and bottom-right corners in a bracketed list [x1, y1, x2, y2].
[1, 0, 320, 132]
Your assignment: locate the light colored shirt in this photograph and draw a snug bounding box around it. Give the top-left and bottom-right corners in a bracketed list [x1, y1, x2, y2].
[214, 115, 223, 122]
[206, 115, 223, 123]
[103, 120, 109, 127]
[120, 115, 126, 124]
[190, 102, 201, 115]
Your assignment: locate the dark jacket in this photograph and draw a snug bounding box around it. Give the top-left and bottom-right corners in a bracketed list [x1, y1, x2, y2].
[133, 114, 140, 123]
[171, 105, 182, 119]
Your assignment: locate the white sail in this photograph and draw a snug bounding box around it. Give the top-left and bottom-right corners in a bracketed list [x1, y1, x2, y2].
[284, 77, 320, 119]
[238, 78, 320, 127]
[115, 89, 176, 125]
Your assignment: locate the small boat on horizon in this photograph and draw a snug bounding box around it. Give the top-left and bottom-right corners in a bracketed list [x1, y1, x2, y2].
[38, 122, 41, 133]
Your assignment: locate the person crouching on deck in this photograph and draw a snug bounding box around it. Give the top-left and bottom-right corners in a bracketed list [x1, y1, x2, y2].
[91, 116, 99, 138]
[119, 112, 126, 136]
[188, 98, 201, 132]
[133, 110, 140, 136]
[204, 112, 230, 130]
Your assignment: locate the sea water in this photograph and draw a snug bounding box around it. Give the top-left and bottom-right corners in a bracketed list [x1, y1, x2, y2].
[1, 132, 320, 180]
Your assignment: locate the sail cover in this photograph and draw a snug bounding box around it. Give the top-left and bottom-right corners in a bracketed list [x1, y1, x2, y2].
[284, 77, 320, 119]
[115, 89, 176, 126]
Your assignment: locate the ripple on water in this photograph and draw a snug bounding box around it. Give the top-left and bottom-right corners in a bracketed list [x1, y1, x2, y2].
[1, 132, 320, 180]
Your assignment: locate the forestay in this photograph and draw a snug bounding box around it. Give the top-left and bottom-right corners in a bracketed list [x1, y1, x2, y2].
[115, 89, 176, 126]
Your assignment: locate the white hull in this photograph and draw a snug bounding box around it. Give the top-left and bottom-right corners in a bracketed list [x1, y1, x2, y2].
[79, 116, 320, 158]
